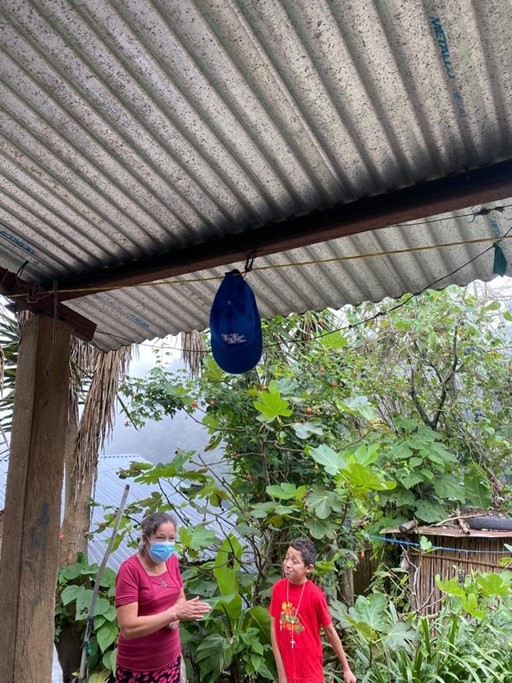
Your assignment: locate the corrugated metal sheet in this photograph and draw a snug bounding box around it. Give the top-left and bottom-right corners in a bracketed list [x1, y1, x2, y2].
[88, 454, 224, 570]
[0, 453, 223, 571]
[1, 1, 512, 349]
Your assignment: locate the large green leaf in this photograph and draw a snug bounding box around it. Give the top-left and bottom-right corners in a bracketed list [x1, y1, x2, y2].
[306, 486, 344, 519]
[188, 524, 218, 550]
[102, 647, 117, 673]
[319, 330, 348, 349]
[292, 420, 324, 439]
[213, 536, 242, 596]
[195, 633, 228, 682]
[213, 561, 238, 597]
[61, 584, 85, 606]
[96, 622, 118, 653]
[429, 441, 458, 464]
[461, 592, 485, 618]
[250, 501, 278, 518]
[380, 620, 417, 650]
[393, 488, 416, 506]
[392, 444, 413, 459]
[396, 469, 424, 489]
[216, 593, 243, 625]
[245, 605, 271, 641]
[93, 596, 113, 617]
[76, 588, 94, 619]
[341, 463, 395, 494]
[433, 474, 465, 501]
[464, 468, 492, 509]
[436, 576, 465, 597]
[266, 483, 306, 501]
[340, 395, 377, 420]
[350, 442, 381, 466]
[253, 391, 292, 420]
[308, 517, 338, 539]
[273, 505, 298, 515]
[414, 500, 448, 523]
[476, 572, 510, 597]
[309, 444, 346, 475]
[348, 593, 389, 633]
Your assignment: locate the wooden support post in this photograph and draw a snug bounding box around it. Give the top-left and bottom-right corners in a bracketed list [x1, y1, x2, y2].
[0, 315, 71, 683]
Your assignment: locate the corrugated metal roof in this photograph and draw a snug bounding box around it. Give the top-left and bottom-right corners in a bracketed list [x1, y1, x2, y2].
[1, 1, 512, 348]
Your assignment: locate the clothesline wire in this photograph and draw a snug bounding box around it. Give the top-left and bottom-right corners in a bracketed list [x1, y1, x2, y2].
[100, 222, 512, 351]
[369, 534, 512, 555]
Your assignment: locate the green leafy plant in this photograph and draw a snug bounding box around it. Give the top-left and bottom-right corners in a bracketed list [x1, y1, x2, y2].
[337, 572, 512, 682]
[55, 553, 118, 682]
[179, 535, 274, 682]
[109, 287, 512, 680]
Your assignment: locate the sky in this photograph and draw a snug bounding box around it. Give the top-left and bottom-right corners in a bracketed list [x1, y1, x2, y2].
[102, 333, 213, 464]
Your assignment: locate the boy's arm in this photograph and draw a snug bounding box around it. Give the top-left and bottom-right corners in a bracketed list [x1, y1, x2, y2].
[323, 623, 356, 683]
[270, 616, 287, 683]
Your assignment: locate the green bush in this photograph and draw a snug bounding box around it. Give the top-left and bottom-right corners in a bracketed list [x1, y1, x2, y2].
[55, 553, 118, 682]
[336, 571, 512, 682]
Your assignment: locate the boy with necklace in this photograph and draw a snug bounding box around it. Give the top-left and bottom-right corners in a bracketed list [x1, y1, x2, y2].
[269, 538, 356, 683]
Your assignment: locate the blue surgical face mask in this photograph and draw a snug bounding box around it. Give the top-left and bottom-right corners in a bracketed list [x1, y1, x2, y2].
[148, 540, 175, 564]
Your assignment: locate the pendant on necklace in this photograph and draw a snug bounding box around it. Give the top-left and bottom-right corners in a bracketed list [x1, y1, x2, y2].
[161, 580, 167, 588]
[285, 578, 307, 648]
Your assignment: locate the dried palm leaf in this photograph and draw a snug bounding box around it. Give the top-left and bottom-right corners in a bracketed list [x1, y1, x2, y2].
[72, 345, 132, 502]
[68, 338, 97, 425]
[182, 330, 204, 376]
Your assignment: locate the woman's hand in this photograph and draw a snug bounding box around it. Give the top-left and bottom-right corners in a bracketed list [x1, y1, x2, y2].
[173, 595, 211, 621]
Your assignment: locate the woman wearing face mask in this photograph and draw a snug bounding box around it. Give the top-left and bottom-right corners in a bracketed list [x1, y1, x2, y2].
[114, 511, 211, 682]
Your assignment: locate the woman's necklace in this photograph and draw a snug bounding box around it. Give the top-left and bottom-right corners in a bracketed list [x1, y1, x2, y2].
[139, 553, 169, 587]
[285, 579, 307, 648]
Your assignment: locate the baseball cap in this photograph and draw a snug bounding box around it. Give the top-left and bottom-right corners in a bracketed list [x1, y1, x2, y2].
[209, 270, 263, 374]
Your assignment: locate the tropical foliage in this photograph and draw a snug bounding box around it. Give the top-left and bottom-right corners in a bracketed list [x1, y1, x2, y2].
[337, 568, 512, 682]
[92, 284, 512, 681]
[5, 284, 512, 681]
[55, 553, 118, 682]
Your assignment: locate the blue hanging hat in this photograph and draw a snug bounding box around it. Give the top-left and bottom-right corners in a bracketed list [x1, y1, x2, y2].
[210, 270, 263, 374]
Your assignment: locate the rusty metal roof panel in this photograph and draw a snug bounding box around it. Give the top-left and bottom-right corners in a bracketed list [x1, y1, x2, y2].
[1, 1, 512, 347]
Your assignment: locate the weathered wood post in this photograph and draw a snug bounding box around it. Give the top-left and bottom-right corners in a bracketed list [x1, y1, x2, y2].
[0, 315, 71, 683]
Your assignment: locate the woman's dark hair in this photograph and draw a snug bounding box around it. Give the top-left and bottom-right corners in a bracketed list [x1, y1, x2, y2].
[290, 538, 317, 566]
[141, 511, 177, 540]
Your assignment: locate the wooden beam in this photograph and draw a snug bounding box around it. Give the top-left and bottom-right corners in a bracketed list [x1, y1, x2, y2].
[55, 158, 512, 301]
[0, 268, 96, 341]
[0, 315, 71, 683]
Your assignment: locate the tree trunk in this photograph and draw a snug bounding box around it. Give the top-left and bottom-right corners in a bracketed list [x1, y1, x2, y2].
[55, 345, 132, 681]
[59, 415, 87, 568]
[55, 414, 89, 683]
[56, 620, 84, 683]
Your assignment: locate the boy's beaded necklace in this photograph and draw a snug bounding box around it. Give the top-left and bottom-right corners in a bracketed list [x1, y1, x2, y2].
[285, 579, 307, 648]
